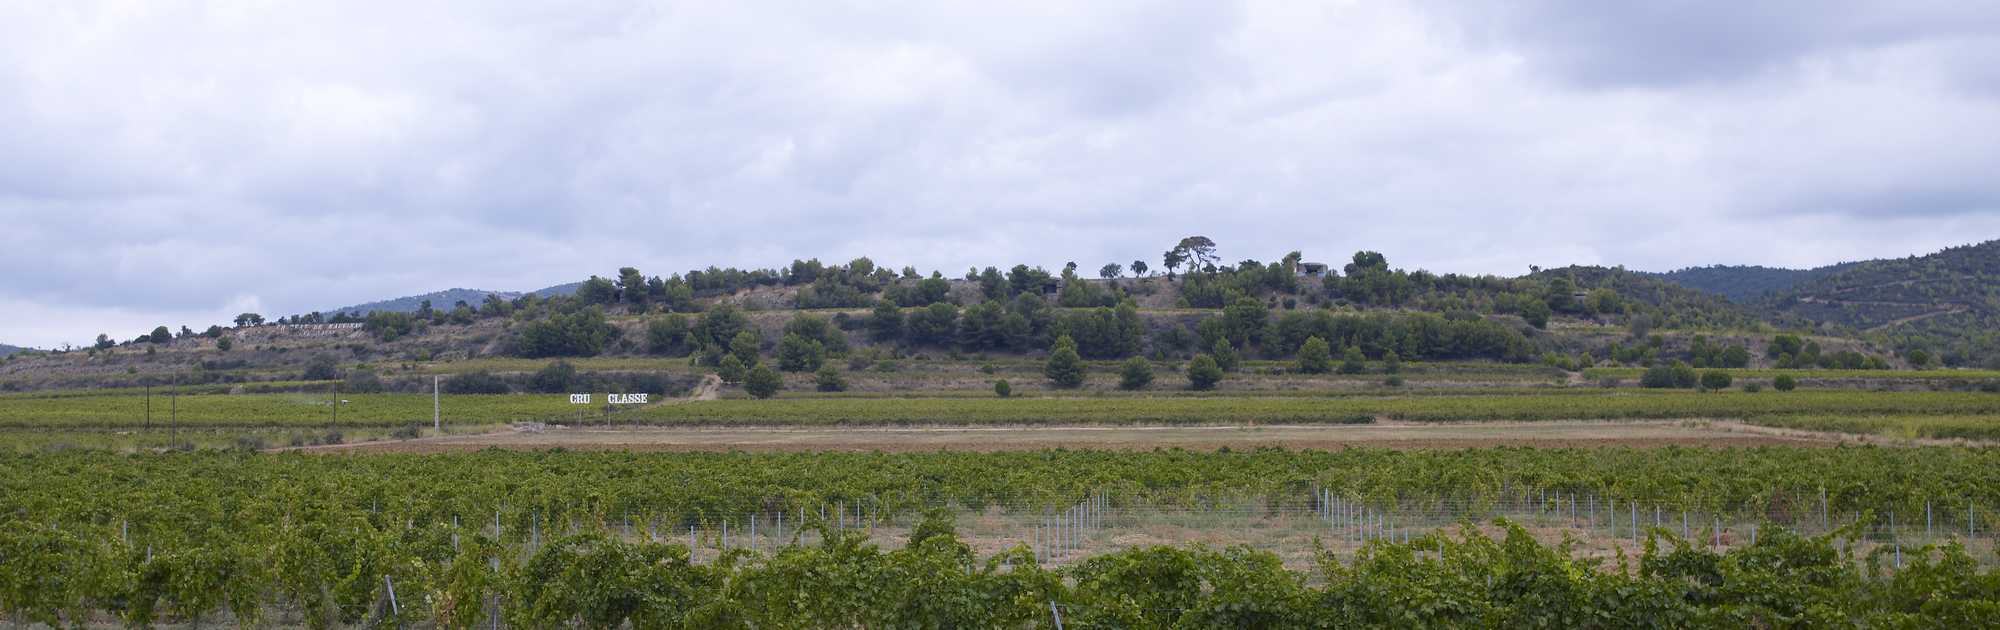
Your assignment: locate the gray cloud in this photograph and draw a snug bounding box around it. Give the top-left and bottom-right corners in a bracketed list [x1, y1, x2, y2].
[2, 1, 1998, 348]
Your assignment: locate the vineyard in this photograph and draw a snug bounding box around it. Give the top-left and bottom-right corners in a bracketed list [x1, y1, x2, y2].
[626, 390, 2000, 426]
[4, 448, 2000, 626]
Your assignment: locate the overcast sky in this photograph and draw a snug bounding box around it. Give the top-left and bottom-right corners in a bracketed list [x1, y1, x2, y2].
[4, 1, 1999, 348]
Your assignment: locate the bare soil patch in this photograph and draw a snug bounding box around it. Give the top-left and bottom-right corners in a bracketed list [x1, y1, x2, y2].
[317, 419, 1828, 454]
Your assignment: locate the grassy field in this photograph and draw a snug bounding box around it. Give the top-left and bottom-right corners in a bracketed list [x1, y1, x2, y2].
[1583, 366, 2000, 382]
[625, 390, 2000, 426]
[1746, 415, 2000, 441]
[0, 392, 602, 428]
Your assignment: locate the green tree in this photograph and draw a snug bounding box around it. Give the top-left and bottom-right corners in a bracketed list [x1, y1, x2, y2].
[694, 304, 750, 349]
[869, 300, 905, 342]
[744, 365, 782, 399]
[576, 275, 618, 305]
[814, 365, 847, 392]
[1099, 263, 1124, 279]
[778, 333, 826, 372]
[1186, 354, 1223, 390]
[646, 314, 693, 355]
[1520, 298, 1552, 329]
[717, 355, 747, 384]
[731, 330, 761, 366]
[233, 312, 264, 327]
[993, 379, 1011, 397]
[216, 337, 233, 352]
[1296, 336, 1333, 374]
[1212, 339, 1240, 371]
[1907, 349, 1932, 369]
[1382, 350, 1402, 374]
[1130, 260, 1148, 277]
[1338, 346, 1367, 374]
[1699, 369, 1733, 391]
[1118, 357, 1154, 390]
[148, 326, 172, 344]
[1045, 335, 1085, 388]
[1773, 374, 1798, 392]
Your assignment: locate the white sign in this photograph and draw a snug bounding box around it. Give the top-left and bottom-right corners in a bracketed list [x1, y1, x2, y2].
[568, 394, 592, 404]
[608, 393, 649, 404]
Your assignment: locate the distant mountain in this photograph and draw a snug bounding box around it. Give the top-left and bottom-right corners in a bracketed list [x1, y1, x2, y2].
[1646, 263, 1858, 303]
[321, 288, 520, 316]
[318, 282, 582, 316]
[1764, 240, 2000, 366]
[530, 281, 582, 298]
[1528, 265, 1762, 329]
[0, 343, 29, 358]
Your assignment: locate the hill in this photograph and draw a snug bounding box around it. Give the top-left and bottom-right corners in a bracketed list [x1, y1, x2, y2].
[1646, 263, 1857, 303]
[0, 344, 27, 358]
[1763, 240, 2000, 367]
[321, 288, 521, 316]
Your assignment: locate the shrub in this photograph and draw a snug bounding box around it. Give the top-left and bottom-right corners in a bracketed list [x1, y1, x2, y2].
[391, 424, 422, 440]
[302, 355, 341, 381]
[1118, 357, 1154, 390]
[1338, 347, 1368, 375]
[994, 380, 1012, 397]
[343, 369, 386, 394]
[530, 361, 582, 394]
[1045, 335, 1085, 388]
[1211, 339, 1240, 371]
[717, 355, 747, 385]
[1743, 382, 1763, 393]
[1187, 354, 1223, 390]
[745, 365, 782, 399]
[1384, 376, 1405, 387]
[778, 333, 826, 372]
[814, 366, 847, 392]
[444, 371, 510, 394]
[1699, 370, 1733, 391]
[1773, 374, 1798, 392]
[1296, 336, 1333, 374]
[1382, 350, 1401, 374]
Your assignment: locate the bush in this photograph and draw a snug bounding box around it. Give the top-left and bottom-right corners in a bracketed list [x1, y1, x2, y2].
[530, 361, 582, 394]
[343, 369, 385, 394]
[1743, 382, 1763, 393]
[391, 424, 422, 440]
[1187, 354, 1223, 390]
[1699, 370, 1733, 391]
[814, 366, 847, 392]
[321, 431, 344, 445]
[444, 371, 511, 394]
[216, 337, 233, 352]
[717, 355, 747, 385]
[1118, 357, 1154, 390]
[1296, 336, 1333, 374]
[777, 333, 826, 372]
[1978, 380, 2000, 394]
[994, 379, 1012, 398]
[302, 355, 341, 381]
[1773, 374, 1798, 392]
[1337, 347, 1368, 375]
[1211, 339, 1240, 371]
[1384, 376, 1405, 387]
[1045, 335, 1085, 388]
[232, 436, 268, 452]
[1382, 350, 1401, 374]
[745, 365, 782, 399]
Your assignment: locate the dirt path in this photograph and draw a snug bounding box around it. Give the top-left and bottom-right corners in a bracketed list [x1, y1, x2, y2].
[313, 419, 1833, 454]
[687, 374, 722, 401]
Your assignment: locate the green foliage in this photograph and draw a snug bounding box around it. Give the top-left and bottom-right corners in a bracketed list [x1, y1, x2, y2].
[1699, 369, 1733, 391]
[1118, 357, 1154, 390]
[744, 365, 782, 399]
[1296, 336, 1333, 374]
[301, 354, 340, 381]
[694, 305, 750, 350]
[993, 379, 1011, 398]
[1774, 374, 1798, 392]
[518, 308, 617, 358]
[868, 300, 904, 342]
[1519, 297, 1551, 329]
[777, 333, 826, 372]
[814, 365, 847, 392]
[529, 361, 581, 394]
[1382, 350, 1401, 374]
[1186, 354, 1223, 390]
[215, 337, 233, 352]
[1337, 346, 1367, 375]
[443, 371, 511, 394]
[645, 314, 693, 356]
[717, 355, 747, 385]
[1211, 339, 1240, 371]
[1045, 336, 1085, 388]
[906, 303, 959, 346]
[1642, 361, 1700, 389]
[731, 330, 761, 367]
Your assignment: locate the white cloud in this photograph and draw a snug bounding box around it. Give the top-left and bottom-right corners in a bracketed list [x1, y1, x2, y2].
[2, 0, 1997, 348]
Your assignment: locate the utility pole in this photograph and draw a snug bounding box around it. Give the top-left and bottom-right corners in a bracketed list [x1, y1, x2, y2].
[330, 382, 339, 430]
[144, 384, 151, 431]
[433, 375, 441, 432]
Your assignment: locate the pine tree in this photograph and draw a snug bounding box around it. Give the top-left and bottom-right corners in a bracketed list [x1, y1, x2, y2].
[1045, 335, 1085, 388]
[1297, 336, 1333, 374]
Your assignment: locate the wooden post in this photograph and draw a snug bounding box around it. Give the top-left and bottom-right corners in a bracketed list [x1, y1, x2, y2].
[433, 375, 441, 432]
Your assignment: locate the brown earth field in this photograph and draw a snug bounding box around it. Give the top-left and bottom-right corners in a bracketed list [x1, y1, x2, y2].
[298, 419, 1843, 454]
